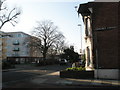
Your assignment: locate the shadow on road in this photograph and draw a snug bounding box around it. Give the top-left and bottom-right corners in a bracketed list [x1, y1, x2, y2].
[2, 64, 71, 87]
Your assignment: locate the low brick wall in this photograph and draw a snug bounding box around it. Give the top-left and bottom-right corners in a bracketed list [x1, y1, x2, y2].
[60, 70, 94, 79]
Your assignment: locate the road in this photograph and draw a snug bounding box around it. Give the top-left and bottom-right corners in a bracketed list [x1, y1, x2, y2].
[2, 64, 119, 89]
[2, 64, 71, 87]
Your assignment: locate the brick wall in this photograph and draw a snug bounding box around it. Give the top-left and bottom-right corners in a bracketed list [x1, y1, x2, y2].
[118, 2, 120, 69]
[92, 2, 119, 69]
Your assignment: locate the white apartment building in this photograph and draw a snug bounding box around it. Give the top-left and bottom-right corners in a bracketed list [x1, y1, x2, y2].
[0, 31, 42, 63]
[6, 32, 31, 57]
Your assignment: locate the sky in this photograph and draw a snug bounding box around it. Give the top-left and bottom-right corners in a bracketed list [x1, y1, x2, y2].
[1, 0, 94, 54]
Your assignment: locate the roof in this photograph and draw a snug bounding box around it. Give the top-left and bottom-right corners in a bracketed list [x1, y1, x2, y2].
[77, 3, 92, 16]
[6, 31, 31, 36]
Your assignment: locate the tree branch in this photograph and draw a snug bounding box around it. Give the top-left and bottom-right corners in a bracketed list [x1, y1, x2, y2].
[0, 0, 21, 29]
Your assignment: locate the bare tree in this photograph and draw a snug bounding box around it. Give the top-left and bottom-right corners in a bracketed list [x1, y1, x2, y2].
[32, 20, 65, 60]
[23, 35, 42, 57]
[51, 40, 66, 55]
[47, 40, 67, 60]
[0, 0, 21, 29]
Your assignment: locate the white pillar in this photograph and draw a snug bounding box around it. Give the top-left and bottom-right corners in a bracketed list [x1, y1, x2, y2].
[85, 47, 88, 68]
[89, 44, 94, 68]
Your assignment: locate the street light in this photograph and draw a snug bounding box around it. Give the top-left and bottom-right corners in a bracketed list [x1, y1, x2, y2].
[74, 6, 78, 11]
[78, 24, 82, 54]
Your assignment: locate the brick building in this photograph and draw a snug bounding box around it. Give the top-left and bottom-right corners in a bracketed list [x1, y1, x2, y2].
[78, 2, 120, 79]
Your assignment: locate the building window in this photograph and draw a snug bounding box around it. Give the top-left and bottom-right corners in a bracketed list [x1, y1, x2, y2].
[86, 47, 90, 66]
[13, 40, 19, 45]
[85, 17, 91, 36]
[13, 47, 20, 51]
[85, 18, 88, 36]
[16, 34, 22, 37]
[13, 52, 19, 56]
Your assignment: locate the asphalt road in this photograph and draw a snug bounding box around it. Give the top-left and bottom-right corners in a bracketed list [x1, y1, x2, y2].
[2, 64, 71, 84]
[2, 64, 119, 89]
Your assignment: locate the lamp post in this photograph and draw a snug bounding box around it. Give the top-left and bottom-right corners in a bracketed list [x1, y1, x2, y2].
[78, 24, 82, 54]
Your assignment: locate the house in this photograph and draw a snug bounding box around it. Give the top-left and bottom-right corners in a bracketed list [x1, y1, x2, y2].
[78, 2, 120, 79]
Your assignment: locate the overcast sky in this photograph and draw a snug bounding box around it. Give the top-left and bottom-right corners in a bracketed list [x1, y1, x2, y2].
[1, 0, 94, 53]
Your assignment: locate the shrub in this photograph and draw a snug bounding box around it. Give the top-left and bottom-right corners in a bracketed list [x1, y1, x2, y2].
[2, 61, 15, 69]
[66, 67, 85, 71]
[35, 59, 59, 66]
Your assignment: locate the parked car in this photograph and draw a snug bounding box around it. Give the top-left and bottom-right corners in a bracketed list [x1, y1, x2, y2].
[59, 59, 68, 65]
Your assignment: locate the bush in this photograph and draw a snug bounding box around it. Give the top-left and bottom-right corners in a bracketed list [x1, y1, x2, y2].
[66, 67, 85, 71]
[35, 59, 59, 66]
[2, 61, 15, 69]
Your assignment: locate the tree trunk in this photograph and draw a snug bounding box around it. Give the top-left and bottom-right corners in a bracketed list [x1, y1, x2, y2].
[43, 52, 46, 60]
[43, 48, 48, 60]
